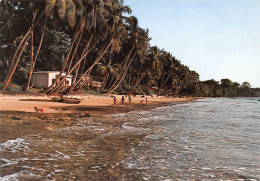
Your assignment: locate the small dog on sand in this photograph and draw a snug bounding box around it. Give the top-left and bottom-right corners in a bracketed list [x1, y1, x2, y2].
[34, 107, 43, 113]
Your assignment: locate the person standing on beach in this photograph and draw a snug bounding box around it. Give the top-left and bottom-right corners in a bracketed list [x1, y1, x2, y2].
[128, 95, 132, 104]
[121, 96, 125, 105]
[114, 97, 117, 107]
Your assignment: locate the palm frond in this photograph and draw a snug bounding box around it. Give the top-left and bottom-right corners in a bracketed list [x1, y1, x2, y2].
[56, 0, 66, 19]
[119, 5, 131, 14]
[73, 0, 84, 17]
[65, 0, 76, 28]
[79, 16, 86, 30]
[46, 0, 57, 16]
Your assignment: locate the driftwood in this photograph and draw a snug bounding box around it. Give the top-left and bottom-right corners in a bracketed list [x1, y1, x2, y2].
[20, 99, 53, 102]
[59, 95, 81, 104]
[20, 95, 81, 104]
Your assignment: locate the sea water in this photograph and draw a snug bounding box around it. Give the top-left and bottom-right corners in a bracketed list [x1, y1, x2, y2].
[1, 98, 260, 180]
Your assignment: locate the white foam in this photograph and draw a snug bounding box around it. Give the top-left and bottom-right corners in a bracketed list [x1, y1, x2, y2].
[1, 138, 25, 148]
[0, 158, 18, 168]
[0, 138, 30, 153]
[126, 163, 136, 169]
[1, 170, 41, 181]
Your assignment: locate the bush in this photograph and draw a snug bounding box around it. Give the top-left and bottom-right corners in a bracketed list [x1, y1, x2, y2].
[100, 89, 108, 94]
[10, 84, 23, 92]
[0, 83, 23, 92]
[94, 90, 101, 95]
[112, 91, 118, 94]
[118, 90, 127, 95]
[83, 90, 95, 94]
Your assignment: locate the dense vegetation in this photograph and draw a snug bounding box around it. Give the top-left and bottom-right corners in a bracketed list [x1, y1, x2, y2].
[0, 0, 259, 97]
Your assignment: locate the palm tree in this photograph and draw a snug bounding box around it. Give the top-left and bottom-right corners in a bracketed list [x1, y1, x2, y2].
[65, 0, 132, 94]
[96, 59, 120, 89]
[3, 10, 39, 90]
[26, 16, 47, 90]
[44, 0, 87, 94]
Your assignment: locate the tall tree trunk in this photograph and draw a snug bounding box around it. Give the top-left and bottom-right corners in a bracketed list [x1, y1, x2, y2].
[80, 57, 87, 75]
[108, 43, 135, 90]
[110, 53, 136, 92]
[107, 75, 115, 90]
[3, 11, 38, 89]
[26, 29, 34, 90]
[66, 39, 113, 94]
[130, 72, 146, 92]
[131, 63, 143, 87]
[160, 73, 171, 91]
[48, 37, 97, 94]
[26, 17, 47, 90]
[102, 72, 109, 89]
[67, 29, 84, 71]
[3, 35, 31, 89]
[47, 36, 95, 94]
[72, 60, 80, 85]
[44, 30, 82, 93]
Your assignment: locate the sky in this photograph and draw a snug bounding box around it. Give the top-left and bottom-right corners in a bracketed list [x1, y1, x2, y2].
[124, 0, 260, 88]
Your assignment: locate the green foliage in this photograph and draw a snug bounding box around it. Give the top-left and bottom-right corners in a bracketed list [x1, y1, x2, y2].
[100, 89, 108, 94]
[112, 91, 119, 94]
[0, 83, 23, 92]
[94, 90, 101, 95]
[197, 79, 259, 97]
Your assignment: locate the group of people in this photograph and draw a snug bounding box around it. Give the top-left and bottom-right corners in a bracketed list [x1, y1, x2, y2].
[113, 95, 147, 106]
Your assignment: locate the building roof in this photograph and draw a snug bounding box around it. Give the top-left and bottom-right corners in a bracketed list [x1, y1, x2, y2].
[34, 71, 61, 74]
[34, 71, 72, 78]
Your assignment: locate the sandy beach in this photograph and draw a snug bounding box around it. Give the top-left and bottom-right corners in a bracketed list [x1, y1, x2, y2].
[0, 92, 194, 143]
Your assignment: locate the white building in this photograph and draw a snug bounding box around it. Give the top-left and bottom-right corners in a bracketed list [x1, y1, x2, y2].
[33, 71, 72, 89]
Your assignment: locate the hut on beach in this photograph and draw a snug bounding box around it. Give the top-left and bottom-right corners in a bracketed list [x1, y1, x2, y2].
[33, 71, 72, 89]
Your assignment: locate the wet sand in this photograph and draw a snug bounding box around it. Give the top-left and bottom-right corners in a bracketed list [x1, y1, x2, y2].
[0, 93, 194, 143]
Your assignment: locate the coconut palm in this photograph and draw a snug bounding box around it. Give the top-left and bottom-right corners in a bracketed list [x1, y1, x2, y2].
[65, 0, 132, 94]
[96, 59, 120, 89]
[2, 9, 39, 90]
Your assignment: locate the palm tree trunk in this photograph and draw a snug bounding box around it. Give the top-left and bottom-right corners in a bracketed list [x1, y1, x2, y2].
[66, 39, 113, 94]
[44, 30, 82, 93]
[26, 17, 47, 90]
[107, 75, 115, 90]
[160, 73, 171, 90]
[3, 11, 38, 89]
[110, 53, 136, 92]
[47, 36, 95, 94]
[31, 17, 47, 87]
[130, 72, 146, 92]
[72, 59, 80, 85]
[26, 29, 34, 91]
[80, 57, 87, 74]
[3, 35, 31, 89]
[131, 63, 143, 87]
[67, 29, 84, 71]
[108, 43, 135, 90]
[102, 72, 109, 89]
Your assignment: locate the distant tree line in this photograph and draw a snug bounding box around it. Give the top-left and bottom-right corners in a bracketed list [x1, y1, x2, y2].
[0, 0, 259, 97]
[197, 79, 260, 97]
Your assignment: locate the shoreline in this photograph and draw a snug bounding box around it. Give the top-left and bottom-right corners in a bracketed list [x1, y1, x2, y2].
[0, 93, 196, 143]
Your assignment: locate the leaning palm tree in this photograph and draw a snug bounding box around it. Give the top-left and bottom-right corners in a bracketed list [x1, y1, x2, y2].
[107, 16, 140, 92]
[44, 0, 86, 94]
[1, 0, 46, 90]
[2, 9, 39, 90]
[45, 0, 115, 94]
[65, 0, 131, 94]
[96, 59, 121, 89]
